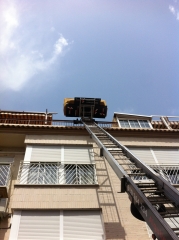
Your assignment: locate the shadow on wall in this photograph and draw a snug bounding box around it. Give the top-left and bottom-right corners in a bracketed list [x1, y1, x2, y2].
[94, 147, 126, 240]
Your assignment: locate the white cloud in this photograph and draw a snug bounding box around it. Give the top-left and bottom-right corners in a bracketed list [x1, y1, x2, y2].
[54, 37, 68, 55]
[0, 1, 19, 53]
[169, 5, 176, 15]
[169, 4, 179, 20]
[0, 1, 69, 91]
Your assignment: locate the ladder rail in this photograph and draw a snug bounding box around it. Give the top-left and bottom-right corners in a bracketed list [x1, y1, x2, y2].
[82, 120, 179, 240]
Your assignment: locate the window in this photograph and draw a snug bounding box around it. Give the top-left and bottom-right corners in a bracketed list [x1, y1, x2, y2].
[119, 120, 130, 128]
[9, 210, 105, 240]
[118, 119, 151, 129]
[19, 145, 97, 185]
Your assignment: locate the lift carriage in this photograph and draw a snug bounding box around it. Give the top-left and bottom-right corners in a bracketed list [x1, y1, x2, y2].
[64, 97, 107, 119]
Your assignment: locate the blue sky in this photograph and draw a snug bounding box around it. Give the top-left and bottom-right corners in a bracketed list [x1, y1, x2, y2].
[0, 0, 179, 121]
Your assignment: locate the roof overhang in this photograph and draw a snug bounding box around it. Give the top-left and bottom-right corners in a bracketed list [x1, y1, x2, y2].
[113, 112, 152, 121]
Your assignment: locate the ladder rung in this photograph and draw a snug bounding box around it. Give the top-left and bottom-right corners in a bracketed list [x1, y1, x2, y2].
[160, 210, 179, 215]
[141, 190, 163, 194]
[162, 214, 179, 218]
[106, 146, 119, 148]
[119, 163, 135, 165]
[172, 228, 179, 231]
[149, 199, 174, 204]
[136, 183, 155, 186]
[128, 173, 146, 176]
[124, 168, 141, 171]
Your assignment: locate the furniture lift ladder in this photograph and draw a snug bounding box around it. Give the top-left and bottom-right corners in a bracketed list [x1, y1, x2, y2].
[82, 120, 179, 240]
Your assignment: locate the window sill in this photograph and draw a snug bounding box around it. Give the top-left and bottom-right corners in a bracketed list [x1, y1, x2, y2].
[14, 184, 99, 188]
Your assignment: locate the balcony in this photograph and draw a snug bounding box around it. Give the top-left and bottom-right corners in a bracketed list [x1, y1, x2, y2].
[0, 164, 12, 198]
[17, 161, 98, 185]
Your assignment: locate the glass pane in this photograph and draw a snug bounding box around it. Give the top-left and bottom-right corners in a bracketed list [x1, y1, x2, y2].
[129, 120, 140, 128]
[139, 120, 151, 128]
[119, 120, 130, 128]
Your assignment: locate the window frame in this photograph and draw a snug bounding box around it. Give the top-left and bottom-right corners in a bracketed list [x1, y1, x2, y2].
[117, 119, 152, 129]
[20, 145, 97, 185]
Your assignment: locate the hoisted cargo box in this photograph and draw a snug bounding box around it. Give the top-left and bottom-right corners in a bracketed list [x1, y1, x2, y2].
[64, 97, 107, 119]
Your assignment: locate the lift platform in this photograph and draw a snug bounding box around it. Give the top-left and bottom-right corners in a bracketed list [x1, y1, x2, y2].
[64, 97, 179, 240]
[63, 97, 107, 119]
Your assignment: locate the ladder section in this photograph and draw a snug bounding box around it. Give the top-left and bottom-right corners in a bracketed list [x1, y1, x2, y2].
[82, 121, 179, 240]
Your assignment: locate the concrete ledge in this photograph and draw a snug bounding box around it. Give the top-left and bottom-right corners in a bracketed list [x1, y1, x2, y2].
[14, 184, 99, 188]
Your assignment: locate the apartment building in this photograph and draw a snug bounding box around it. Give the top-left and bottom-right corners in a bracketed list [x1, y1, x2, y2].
[0, 109, 179, 240]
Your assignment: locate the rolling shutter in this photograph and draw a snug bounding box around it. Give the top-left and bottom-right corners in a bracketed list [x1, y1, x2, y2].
[10, 210, 104, 240]
[128, 147, 156, 164]
[64, 146, 94, 164]
[63, 210, 104, 240]
[17, 211, 60, 240]
[153, 148, 179, 164]
[25, 145, 93, 163]
[30, 145, 61, 162]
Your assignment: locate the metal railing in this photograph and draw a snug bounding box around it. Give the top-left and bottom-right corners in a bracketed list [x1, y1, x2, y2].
[129, 164, 179, 184]
[150, 165, 179, 185]
[17, 162, 97, 185]
[0, 118, 118, 128]
[0, 164, 11, 186]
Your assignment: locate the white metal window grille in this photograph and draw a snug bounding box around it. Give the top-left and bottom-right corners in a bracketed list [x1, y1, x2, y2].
[0, 165, 11, 186]
[9, 210, 105, 240]
[150, 165, 179, 184]
[18, 162, 97, 185]
[0, 157, 13, 186]
[27, 163, 58, 184]
[118, 119, 151, 129]
[129, 166, 179, 183]
[65, 164, 96, 184]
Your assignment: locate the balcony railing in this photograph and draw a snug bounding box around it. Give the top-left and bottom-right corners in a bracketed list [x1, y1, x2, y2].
[17, 162, 98, 185]
[129, 164, 179, 185]
[0, 118, 118, 128]
[0, 164, 12, 198]
[150, 165, 179, 185]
